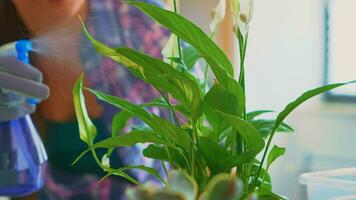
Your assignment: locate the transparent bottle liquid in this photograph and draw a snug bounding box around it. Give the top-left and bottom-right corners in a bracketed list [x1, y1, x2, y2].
[0, 40, 47, 196]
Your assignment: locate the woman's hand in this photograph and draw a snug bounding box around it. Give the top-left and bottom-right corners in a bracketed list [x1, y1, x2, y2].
[0, 54, 49, 121]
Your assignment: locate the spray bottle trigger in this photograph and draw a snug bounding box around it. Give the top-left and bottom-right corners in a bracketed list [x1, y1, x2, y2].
[26, 98, 39, 105]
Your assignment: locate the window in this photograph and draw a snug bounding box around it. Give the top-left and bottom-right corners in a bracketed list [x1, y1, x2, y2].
[325, 0, 356, 101]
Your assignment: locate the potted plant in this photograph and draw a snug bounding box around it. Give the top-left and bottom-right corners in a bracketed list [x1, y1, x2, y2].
[72, 0, 354, 199]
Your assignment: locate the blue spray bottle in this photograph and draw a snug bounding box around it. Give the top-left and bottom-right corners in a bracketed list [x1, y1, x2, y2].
[0, 40, 47, 196]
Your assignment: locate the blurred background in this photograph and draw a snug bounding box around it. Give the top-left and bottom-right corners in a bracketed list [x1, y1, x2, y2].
[182, 0, 356, 199]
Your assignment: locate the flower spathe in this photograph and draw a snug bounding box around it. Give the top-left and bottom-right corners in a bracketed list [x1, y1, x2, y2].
[209, 0, 227, 35]
[238, 0, 254, 35]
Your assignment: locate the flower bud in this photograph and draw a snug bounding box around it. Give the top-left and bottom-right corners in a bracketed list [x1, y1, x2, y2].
[230, 0, 239, 34]
[161, 34, 179, 66]
[209, 0, 227, 34]
[101, 154, 111, 169]
[237, 0, 254, 35]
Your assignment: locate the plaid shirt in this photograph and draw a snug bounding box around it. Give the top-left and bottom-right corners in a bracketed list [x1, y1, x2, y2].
[42, 0, 169, 199]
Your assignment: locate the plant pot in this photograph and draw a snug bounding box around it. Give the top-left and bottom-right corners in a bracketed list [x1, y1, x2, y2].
[299, 167, 356, 200]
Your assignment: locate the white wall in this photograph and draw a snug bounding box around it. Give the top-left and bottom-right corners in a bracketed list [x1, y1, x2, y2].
[182, 0, 356, 199]
[247, 0, 325, 110]
[248, 0, 356, 199]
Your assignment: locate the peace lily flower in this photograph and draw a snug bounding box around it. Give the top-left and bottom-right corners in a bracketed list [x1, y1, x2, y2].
[209, 0, 227, 36]
[161, 0, 180, 67]
[161, 34, 179, 66]
[230, 0, 239, 33]
[239, 0, 254, 35]
[231, 0, 254, 36]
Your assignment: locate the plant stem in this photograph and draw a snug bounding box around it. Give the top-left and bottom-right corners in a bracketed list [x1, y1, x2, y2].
[173, 0, 184, 71]
[253, 128, 277, 191]
[202, 32, 218, 92]
[237, 30, 249, 93]
[157, 88, 181, 126]
[202, 63, 209, 93]
[191, 120, 198, 178]
[236, 29, 249, 188]
[162, 161, 168, 176]
[156, 88, 182, 172]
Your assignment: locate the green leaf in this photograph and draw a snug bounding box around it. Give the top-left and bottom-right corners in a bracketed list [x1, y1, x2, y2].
[258, 81, 356, 182]
[72, 75, 97, 145]
[151, 115, 193, 150]
[217, 111, 265, 155]
[128, 1, 234, 76]
[82, 21, 145, 79]
[272, 82, 356, 133]
[141, 99, 190, 118]
[112, 111, 132, 136]
[198, 137, 229, 174]
[120, 165, 166, 185]
[202, 56, 246, 118]
[250, 120, 294, 138]
[182, 45, 200, 70]
[258, 185, 288, 200]
[202, 56, 245, 104]
[276, 122, 294, 132]
[131, 125, 152, 132]
[88, 89, 192, 150]
[71, 149, 90, 166]
[89, 89, 152, 122]
[83, 21, 203, 119]
[107, 169, 142, 186]
[73, 130, 166, 167]
[204, 174, 243, 200]
[203, 84, 239, 133]
[198, 125, 217, 141]
[246, 110, 274, 121]
[267, 145, 286, 169]
[167, 170, 198, 200]
[221, 151, 258, 169]
[93, 131, 166, 149]
[113, 47, 203, 120]
[143, 144, 188, 168]
[248, 164, 272, 191]
[165, 74, 203, 120]
[140, 98, 168, 107]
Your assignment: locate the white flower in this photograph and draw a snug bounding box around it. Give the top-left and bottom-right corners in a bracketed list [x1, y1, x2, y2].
[101, 154, 111, 169]
[209, 0, 227, 35]
[237, 0, 254, 35]
[230, 0, 239, 30]
[161, 34, 179, 66]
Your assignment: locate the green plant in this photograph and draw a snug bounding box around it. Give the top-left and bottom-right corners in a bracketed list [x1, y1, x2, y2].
[72, 1, 355, 199]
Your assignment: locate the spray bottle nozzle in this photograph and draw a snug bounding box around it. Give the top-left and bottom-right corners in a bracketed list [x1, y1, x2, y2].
[15, 40, 32, 64]
[14, 40, 38, 104]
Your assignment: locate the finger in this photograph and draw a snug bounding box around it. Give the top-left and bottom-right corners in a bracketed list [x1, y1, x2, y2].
[0, 104, 36, 121]
[0, 91, 27, 107]
[0, 55, 43, 82]
[0, 71, 49, 100]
